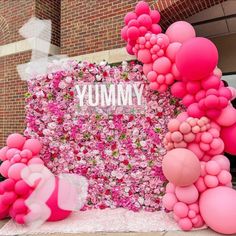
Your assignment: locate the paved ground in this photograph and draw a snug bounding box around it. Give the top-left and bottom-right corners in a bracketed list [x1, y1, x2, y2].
[0, 220, 228, 236]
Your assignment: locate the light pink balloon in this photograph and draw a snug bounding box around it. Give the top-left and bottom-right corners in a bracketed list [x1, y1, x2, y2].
[137, 49, 152, 64]
[162, 193, 178, 211]
[187, 143, 204, 160]
[147, 71, 157, 82]
[153, 57, 172, 74]
[200, 186, 236, 234]
[212, 155, 230, 171]
[6, 134, 26, 150]
[175, 185, 199, 204]
[228, 86, 236, 100]
[166, 42, 182, 62]
[173, 202, 189, 218]
[0, 146, 8, 161]
[23, 139, 42, 155]
[166, 21, 196, 43]
[142, 63, 153, 75]
[166, 182, 176, 193]
[8, 163, 27, 181]
[215, 106, 236, 127]
[162, 148, 201, 186]
[176, 112, 189, 122]
[0, 160, 11, 177]
[28, 157, 44, 165]
[6, 148, 20, 160]
[176, 37, 218, 80]
[178, 218, 193, 231]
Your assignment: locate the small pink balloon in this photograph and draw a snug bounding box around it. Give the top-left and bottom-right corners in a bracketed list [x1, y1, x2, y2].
[126, 44, 134, 55]
[201, 75, 220, 90]
[200, 186, 236, 234]
[162, 193, 178, 211]
[20, 149, 33, 159]
[150, 10, 160, 23]
[12, 198, 27, 214]
[128, 19, 139, 28]
[127, 26, 140, 41]
[0, 160, 11, 177]
[187, 103, 205, 118]
[158, 84, 168, 92]
[162, 148, 201, 186]
[175, 185, 199, 204]
[0, 146, 8, 161]
[205, 161, 221, 176]
[23, 139, 42, 155]
[166, 21, 196, 43]
[173, 202, 189, 218]
[2, 191, 17, 206]
[2, 178, 15, 191]
[176, 112, 189, 122]
[139, 26, 148, 36]
[166, 182, 176, 193]
[137, 14, 152, 29]
[182, 94, 195, 107]
[6, 148, 20, 160]
[178, 218, 193, 231]
[219, 87, 232, 100]
[151, 24, 162, 34]
[149, 82, 159, 91]
[184, 133, 195, 143]
[218, 170, 232, 185]
[186, 81, 201, 95]
[121, 26, 128, 41]
[171, 82, 187, 99]
[6, 133, 26, 150]
[195, 177, 207, 193]
[179, 122, 191, 134]
[8, 163, 27, 181]
[137, 49, 152, 63]
[124, 12, 137, 25]
[15, 180, 31, 196]
[147, 71, 157, 82]
[212, 155, 230, 171]
[204, 175, 219, 188]
[28, 157, 44, 165]
[221, 122, 236, 155]
[135, 1, 150, 16]
[167, 119, 180, 132]
[166, 42, 182, 62]
[153, 56, 172, 74]
[142, 63, 153, 75]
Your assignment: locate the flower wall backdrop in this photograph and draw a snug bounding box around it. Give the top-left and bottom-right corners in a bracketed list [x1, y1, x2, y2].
[24, 60, 183, 212]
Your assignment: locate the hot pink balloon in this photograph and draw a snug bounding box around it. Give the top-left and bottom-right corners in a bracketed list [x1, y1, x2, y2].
[150, 10, 160, 23]
[153, 57, 172, 75]
[127, 26, 140, 40]
[187, 103, 205, 118]
[121, 26, 128, 41]
[166, 21, 196, 43]
[135, 1, 150, 16]
[124, 12, 137, 25]
[6, 133, 26, 150]
[221, 122, 236, 155]
[215, 106, 236, 127]
[137, 14, 152, 29]
[176, 37, 218, 80]
[142, 63, 153, 75]
[151, 24, 162, 34]
[23, 139, 42, 155]
[200, 186, 236, 234]
[162, 193, 178, 211]
[137, 49, 152, 64]
[162, 148, 201, 186]
[147, 71, 157, 82]
[126, 44, 134, 55]
[8, 163, 27, 181]
[0, 146, 8, 161]
[171, 82, 187, 99]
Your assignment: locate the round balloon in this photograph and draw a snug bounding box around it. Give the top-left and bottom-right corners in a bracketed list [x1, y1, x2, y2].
[200, 186, 236, 234]
[162, 148, 201, 186]
[221, 122, 236, 155]
[176, 37, 218, 80]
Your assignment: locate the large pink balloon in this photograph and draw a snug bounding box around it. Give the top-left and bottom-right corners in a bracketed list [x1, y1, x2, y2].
[166, 21, 196, 43]
[215, 106, 236, 127]
[6, 134, 26, 150]
[221, 122, 236, 155]
[46, 178, 71, 221]
[176, 37, 218, 80]
[200, 186, 236, 234]
[142, 63, 153, 76]
[162, 148, 201, 186]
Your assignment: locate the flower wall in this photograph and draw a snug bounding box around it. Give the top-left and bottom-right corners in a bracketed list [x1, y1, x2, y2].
[24, 60, 182, 212]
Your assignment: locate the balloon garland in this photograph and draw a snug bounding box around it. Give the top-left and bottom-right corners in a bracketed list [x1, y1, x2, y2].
[0, 134, 88, 225]
[122, 1, 236, 234]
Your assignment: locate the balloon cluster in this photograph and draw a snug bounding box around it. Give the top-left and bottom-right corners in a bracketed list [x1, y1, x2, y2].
[0, 133, 88, 225]
[121, 1, 196, 93]
[122, 1, 236, 234]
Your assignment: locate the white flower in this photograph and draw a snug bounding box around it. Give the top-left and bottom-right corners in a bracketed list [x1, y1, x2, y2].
[65, 76, 72, 84]
[59, 81, 67, 89]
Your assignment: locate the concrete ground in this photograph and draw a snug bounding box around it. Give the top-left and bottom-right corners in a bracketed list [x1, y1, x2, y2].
[0, 220, 229, 236]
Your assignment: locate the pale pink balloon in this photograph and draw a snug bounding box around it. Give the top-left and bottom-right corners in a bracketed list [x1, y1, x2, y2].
[205, 161, 221, 176]
[200, 186, 236, 234]
[215, 106, 236, 127]
[6, 133, 26, 150]
[149, 82, 159, 90]
[176, 37, 218, 80]
[221, 122, 236, 155]
[228, 86, 236, 100]
[153, 57, 172, 74]
[195, 177, 207, 193]
[6, 148, 20, 160]
[142, 63, 153, 75]
[147, 71, 157, 82]
[211, 155, 230, 171]
[179, 122, 191, 134]
[137, 49, 152, 64]
[167, 119, 180, 132]
[0, 146, 8, 161]
[23, 139, 42, 155]
[178, 218, 193, 231]
[166, 42, 182, 62]
[28, 157, 44, 165]
[135, 1, 150, 16]
[173, 202, 188, 218]
[0, 160, 11, 177]
[204, 175, 219, 188]
[166, 182, 176, 193]
[8, 163, 27, 181]
[175, 185, 199, 204]
[218, 170, 232, 185]
[166, 21, 196, 43]
[213, 67, 222, 78]
[176, 112, 189, 122]
[162, 193, 178, 211]
[162, 148, 201, 186]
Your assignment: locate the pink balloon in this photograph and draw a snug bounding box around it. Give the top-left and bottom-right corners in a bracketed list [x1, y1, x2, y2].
[187, 103, 205, 118]
[150, 10, 160, 23]
[46, 178, 71, 221]
[200, 186, 236, 234]
[139, 26, 148, 36]
[178, 218, 193, 231]
[166, 42, 182, 62]
[187, 143, 204, 160]
[8, 163, 27, 181]
[2, 192, 17, 206]
[135, 1, 150, 16]
[6, 133, 26, 150]
[166, 182, 176, 193]
[173, 202, 189, 218]
[137, 49, 152, 64]
[126, 44, 134, 55]
[147, 71, 157, 82]
[212, 155, 230, 171]
[175, 185, 199, 204]
[23, 139, 42, 155]
[0, 146, 8, 161]
[166, 21, 196, 43]
[162, 148, 201, 186]
[201, 75, 220, 90]
[28, 157, 44, 165]
[215, 106, 236, 127]
[176, 37, 218, 80]
[176, 112, 189, 122]
[137, 14, 152, 29]
[12, 198, 27, 214]
[221, 122, 236, 155]
[171, 82, 187, 99]
[15, 180, 31, 196]
[162, 193, 178, 211]
[151, 24, 162, 34]
[153, 57, 172, 74]
[6, 148, 20, 160]
[0, 160, 11, 177]
[121, 26, 128, 41]
[124, 12, 137, 25]
[127, 26, 140, 40]
[2, 178, 15, 191]
[149, 82, 159, 91]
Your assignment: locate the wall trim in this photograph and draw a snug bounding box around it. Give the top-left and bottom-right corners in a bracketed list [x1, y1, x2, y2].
[0, 38, 60, 57]
[71, 47, 136, 64]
